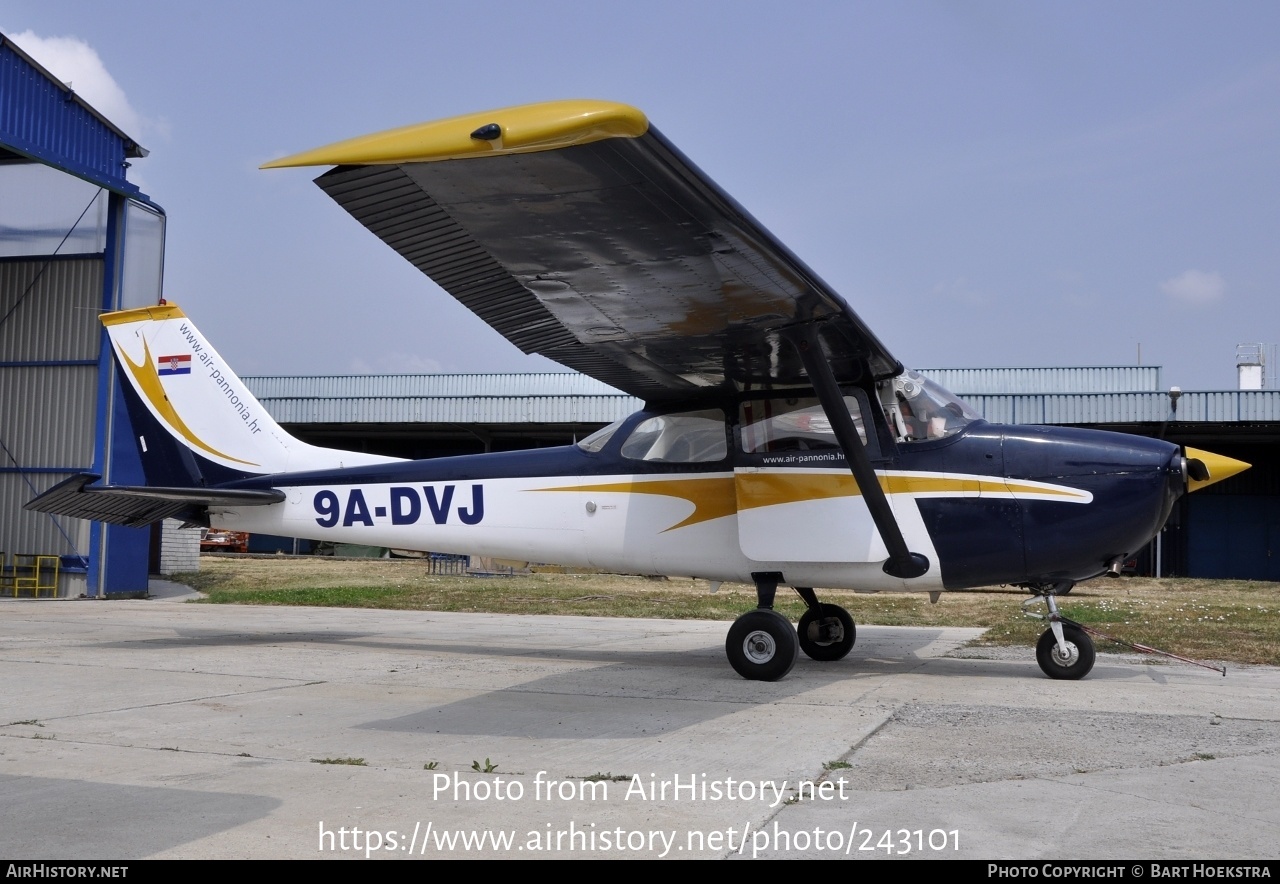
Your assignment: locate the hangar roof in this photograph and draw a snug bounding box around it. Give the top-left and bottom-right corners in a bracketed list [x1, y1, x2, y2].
[0, 32, 149, 197]
[242, 368, 1280, 427]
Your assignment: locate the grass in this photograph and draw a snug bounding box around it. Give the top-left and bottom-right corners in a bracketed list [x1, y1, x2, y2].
[178, 557, 1280, 666]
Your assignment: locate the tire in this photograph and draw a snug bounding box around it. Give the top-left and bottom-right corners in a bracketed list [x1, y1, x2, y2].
[797, 604, 856, 661]
[726, 610, 799, 681]
[1036, 624, 1095, 680]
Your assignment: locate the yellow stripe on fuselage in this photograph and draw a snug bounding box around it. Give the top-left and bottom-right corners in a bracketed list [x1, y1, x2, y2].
[735, 471, 1089, 509]
[534, 477, 737, 532]
[531, 470, 1090, 532]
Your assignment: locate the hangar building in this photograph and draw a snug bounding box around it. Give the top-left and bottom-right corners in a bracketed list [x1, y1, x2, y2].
[1, 33, 163, 597]
[240, 365, 1279, 582]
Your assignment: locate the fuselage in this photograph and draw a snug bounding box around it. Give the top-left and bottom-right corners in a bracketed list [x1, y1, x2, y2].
[75, 274, 1197, 600]
[214, 407, 1183, 593]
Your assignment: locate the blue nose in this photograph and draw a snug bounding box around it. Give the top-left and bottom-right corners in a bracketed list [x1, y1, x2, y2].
[1005, 426, 1182, 583]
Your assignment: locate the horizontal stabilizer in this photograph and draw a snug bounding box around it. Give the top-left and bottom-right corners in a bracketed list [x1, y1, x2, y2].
[24, 474, 285, 528]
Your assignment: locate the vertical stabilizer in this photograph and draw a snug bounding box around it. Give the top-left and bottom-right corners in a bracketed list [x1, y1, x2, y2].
[104, 303, 400, 481]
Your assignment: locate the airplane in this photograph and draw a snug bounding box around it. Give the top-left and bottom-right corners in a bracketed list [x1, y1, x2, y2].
[27, 100, 1250, 683]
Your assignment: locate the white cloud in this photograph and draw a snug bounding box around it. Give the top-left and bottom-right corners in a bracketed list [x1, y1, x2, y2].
[1160, 269, 1226, 306]
[6, 30, 143, 138]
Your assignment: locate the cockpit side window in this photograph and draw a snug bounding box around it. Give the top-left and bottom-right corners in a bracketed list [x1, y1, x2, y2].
[619, 409, 728, 463]
[738, 395, 867, 454]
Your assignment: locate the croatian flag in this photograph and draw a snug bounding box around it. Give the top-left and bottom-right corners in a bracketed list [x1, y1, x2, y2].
[157, 354, 192, 376]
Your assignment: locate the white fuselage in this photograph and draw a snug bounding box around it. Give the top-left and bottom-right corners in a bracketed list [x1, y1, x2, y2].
[216, 469, 948, 592]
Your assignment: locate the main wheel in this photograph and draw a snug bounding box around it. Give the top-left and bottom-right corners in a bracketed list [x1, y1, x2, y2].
[726, 610, 799, 681]
[1036, 624, 1095, 680]
[797, 604, 856, 661]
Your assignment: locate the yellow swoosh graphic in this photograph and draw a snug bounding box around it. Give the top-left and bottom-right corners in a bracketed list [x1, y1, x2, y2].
[735, 472, 1089, 510]
[532, 471, 1089, 532]
[532, 477, 737, 532]
[117, 337, 258, 467]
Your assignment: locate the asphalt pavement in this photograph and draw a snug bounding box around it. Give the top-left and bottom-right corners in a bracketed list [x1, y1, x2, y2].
[2, 582, 1277, 860]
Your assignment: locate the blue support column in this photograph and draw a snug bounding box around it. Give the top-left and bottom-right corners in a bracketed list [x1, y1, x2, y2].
[103, 372, 150, 595]
[89, 191, 150, 596]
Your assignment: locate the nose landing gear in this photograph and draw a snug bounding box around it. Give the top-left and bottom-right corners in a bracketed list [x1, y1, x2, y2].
[1023, 584, 1095, 680]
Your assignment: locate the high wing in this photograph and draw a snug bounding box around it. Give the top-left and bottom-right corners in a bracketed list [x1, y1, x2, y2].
[262, 100, 900, 402]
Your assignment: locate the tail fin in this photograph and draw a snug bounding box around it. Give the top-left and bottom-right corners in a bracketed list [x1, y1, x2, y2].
[104, 303, 399, 483]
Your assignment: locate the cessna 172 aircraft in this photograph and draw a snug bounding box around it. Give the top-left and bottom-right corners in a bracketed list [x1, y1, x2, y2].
[29, 100, 1249, 682]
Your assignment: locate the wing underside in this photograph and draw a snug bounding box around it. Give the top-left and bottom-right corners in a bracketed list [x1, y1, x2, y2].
[268, 101, 899, 402]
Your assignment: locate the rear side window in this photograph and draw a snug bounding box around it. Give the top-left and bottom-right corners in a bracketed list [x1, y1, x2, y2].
[620, 409, 727, 463]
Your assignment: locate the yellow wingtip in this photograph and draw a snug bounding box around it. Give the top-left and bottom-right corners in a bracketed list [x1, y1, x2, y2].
[1185, 447, 1251, 492]
[260, 100, 649, 169]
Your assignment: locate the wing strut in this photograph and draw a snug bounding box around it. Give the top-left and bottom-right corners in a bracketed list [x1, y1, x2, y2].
[789, 329, 930, 580]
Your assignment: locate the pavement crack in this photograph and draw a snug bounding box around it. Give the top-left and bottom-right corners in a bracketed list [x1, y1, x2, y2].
[0, 680, 329, 723]
[1038, 774, 1277, 826]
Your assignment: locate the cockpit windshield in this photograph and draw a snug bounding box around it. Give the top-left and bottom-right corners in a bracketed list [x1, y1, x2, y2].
[881, 369, 981, 442]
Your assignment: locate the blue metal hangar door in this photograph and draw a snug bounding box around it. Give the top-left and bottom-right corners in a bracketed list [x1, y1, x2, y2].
[1183, 441, 1280, 581]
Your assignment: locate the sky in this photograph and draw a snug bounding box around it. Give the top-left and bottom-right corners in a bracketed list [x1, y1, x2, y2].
[3, 1, 1278, 389]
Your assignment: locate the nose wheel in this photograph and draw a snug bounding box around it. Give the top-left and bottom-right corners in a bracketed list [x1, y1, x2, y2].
[1036, 624, 1095, 679]
[1024, 586, 1096, 680]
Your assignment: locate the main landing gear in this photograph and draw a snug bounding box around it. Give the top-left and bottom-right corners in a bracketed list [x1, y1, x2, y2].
[725, 574, 856, 681]
[1024, 582, 1095, 680]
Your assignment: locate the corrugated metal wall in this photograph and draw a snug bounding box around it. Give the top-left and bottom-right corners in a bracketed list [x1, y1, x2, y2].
[0, 257, 100, 560]
[244, 373, 641, 425]
[962, 391, 1280, 424]
[258, 394, 639, 425]
[0, 259, 102, 358]
[244, 372, 631, 398]
[920, 366, 1163, 394]
[0, 365, 98, 465]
